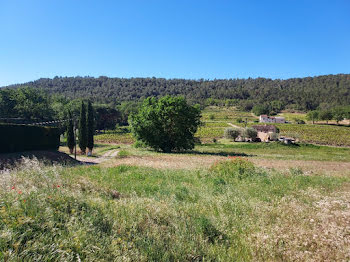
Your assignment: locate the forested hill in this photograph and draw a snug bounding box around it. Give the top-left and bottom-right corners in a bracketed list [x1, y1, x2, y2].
[5, 74, 350, 110]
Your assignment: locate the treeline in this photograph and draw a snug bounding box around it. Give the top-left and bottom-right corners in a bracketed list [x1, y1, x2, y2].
[306, 107, 350, 124]
[5, 74, 350, 111]
[0, 87, 138, 132]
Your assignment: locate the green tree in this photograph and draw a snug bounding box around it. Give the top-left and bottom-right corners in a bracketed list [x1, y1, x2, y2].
[86, 101, 94, 154]
[78, 101, 87, 154]
[332, 107, 345, 124]
[243, 127, 258, 141]
[319, 110, 333, 124]
[130, 96, 201, 153]
[66, 110, 75, 154]
[306, 110, 319, 124]
[252, 104, 270, 116]
[224, 128, 240, 141]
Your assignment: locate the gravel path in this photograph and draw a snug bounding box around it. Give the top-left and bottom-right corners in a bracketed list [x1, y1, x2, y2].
[75, 149, 119, 164]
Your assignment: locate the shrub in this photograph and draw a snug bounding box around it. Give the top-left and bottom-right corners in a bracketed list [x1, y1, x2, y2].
[209, 114, 215, 120]
[236, 117, 243, 123]
[0, 124, 60, 153]
[116, 150, 130, 158]
[269, 132, 278, 141]
[224, 127, 240, 141]
[242, 127, 257, 140]
[130, 96, 201, 152]
[133, 140, 147, 148]
[210, 157, 256, 179]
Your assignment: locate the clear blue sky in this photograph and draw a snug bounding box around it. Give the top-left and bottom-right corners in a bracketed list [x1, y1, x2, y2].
[1, 0, 350, 86]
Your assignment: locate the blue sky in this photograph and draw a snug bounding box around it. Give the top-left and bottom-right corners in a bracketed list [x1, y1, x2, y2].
[1, 0, 350, 86]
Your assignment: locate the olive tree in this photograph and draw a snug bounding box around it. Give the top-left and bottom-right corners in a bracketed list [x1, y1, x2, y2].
[130, 96, 201, 153]
[224, 127, 240, 141]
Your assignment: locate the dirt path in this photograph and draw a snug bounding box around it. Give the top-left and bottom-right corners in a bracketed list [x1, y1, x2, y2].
[76, 149, 119, 164]
[227, 122, 241, 128]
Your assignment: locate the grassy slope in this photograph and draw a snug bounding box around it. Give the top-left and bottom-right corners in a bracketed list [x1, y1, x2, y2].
[1, 158, 349, 261]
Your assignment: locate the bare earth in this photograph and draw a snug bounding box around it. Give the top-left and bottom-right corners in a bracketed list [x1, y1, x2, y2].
[100, 153, 350, 176]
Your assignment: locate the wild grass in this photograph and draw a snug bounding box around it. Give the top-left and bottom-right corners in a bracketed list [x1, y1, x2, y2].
[197, 142, 350, 162]
[1, 158, 349, 261]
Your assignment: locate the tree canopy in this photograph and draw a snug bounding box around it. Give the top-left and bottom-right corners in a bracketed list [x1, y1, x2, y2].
[130, 96, 201, 152]
[5, 74, 350, 111]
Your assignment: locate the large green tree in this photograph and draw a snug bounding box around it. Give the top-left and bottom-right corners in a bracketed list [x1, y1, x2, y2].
[78, 101, 87, 154]
[130, 96, 201, 153]
[86, 101, 94, 154]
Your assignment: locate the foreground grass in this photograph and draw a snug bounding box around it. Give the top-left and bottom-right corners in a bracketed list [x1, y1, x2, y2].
[1, 158, 349, 261]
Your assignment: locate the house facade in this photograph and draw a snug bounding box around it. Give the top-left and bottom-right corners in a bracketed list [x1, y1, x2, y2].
[252, 125, 278, 142]
[259, 115, 285, 123]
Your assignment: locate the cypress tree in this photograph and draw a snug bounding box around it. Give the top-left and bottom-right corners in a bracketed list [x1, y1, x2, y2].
[66, 110, 75, 154]
[86, 100, 94, 155]
[78, 101, 87, 154]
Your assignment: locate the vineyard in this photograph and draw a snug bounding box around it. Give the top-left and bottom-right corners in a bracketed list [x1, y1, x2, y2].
[93, 107, 350, 147]
[94, 128, 134, 144]
[276, 124, 350, 146]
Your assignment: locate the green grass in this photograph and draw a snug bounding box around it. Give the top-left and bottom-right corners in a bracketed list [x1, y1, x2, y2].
[196, 142, 350, 162]
[1, 158, 349, 261]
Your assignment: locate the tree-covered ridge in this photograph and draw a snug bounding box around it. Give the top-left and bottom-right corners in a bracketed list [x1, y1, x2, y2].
[5, 74, 350, 110]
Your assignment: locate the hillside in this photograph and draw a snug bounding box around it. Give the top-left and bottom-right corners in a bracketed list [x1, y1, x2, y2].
[5, 74, 350, 110]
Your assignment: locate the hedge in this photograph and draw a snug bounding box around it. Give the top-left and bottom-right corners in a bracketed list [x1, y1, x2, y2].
[0, 124, 60, 153]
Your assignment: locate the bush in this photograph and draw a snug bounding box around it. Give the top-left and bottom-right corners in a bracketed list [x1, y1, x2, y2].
[269, 132, 278, 141]
[116, 150, 130, 158]
[224, 127, 240, 141]
[0, 124, 60, 153]
[210, 157, 256, 179]
[133, 140, 147, 148]
[236, 117, 243, 123]
[130, 96, 201, 152]
[242, 127, 257, 140]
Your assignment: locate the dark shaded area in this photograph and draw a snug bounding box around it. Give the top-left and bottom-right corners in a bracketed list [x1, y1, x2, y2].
[5, 74, 350, 111]
[0, 150, 81, 170]
[0, 124, 60, 153]
[182, 150, 253, 157]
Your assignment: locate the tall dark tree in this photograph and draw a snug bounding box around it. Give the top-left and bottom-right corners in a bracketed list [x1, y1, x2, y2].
[66, 110, 75, 154]
[78, 101, 87, 154]
[86, 101, 94, 154]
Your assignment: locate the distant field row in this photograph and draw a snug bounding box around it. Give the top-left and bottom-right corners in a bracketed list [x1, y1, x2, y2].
[94, 107, 350, 147]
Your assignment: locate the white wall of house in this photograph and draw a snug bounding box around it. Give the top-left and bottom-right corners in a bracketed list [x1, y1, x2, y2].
[259, 115, 285, 123]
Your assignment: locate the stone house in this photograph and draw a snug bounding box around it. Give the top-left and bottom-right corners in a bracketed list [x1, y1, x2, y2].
[252, 125, 278, 142]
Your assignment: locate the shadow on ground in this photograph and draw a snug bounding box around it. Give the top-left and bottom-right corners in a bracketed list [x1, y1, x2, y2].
[0, 150, 87, 170]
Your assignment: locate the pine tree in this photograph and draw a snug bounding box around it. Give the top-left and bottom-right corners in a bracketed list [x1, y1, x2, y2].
[86, 100, 94, 155]
[78, 101, 87, 154]
[66, 110, 75, 154]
